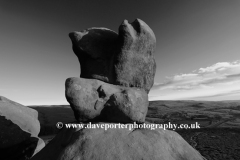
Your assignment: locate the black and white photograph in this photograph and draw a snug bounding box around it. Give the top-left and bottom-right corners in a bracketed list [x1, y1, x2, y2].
[0, 0, 240, 160]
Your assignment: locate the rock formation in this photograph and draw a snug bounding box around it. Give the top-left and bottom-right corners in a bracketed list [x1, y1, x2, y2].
[32, 124, 204, 160]
[0, 96, 45, 160]
[69, 19, 156, 93]
[65, 77, 148, 123]
[32, 19, 205, 160]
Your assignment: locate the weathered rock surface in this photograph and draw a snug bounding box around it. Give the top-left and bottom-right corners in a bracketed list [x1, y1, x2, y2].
[0, 96, 40, 136]
[32, 123, 204, 160]
[114, 19, 156, 93]
[0, 96, 45, 159]
[69, 18, 156, 93]
[65, 77, 148, 123]
[69, 28, 118, 83]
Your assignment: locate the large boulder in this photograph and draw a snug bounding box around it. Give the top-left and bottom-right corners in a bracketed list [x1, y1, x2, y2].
[32, 123, 204, 160]
[65, 77, 148, 123]
[0, 96, 40, 136]
[69, 19, 156, 93]
[0, 96, 45, 159]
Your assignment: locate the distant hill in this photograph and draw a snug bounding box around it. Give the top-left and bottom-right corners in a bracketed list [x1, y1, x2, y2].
[147, 100, 240, 128]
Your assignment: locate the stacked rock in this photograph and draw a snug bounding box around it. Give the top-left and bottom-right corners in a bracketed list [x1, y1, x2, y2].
[32, 19, 205, 160]
[66, 18, 155, 123]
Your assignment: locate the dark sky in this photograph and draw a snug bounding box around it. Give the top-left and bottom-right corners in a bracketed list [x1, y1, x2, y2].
[1, 0, 240, 105]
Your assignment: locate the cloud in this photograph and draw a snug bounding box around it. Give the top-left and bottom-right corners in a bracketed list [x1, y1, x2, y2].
[150, 60, 240, 101]
[192, 89, 240, 99]
[153, 60, 240, 90]
[198, 61, 240, 74]
[226, 73, 240, 78]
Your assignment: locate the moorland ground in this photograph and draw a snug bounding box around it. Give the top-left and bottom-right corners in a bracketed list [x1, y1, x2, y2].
[30, 100, 240, 160]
